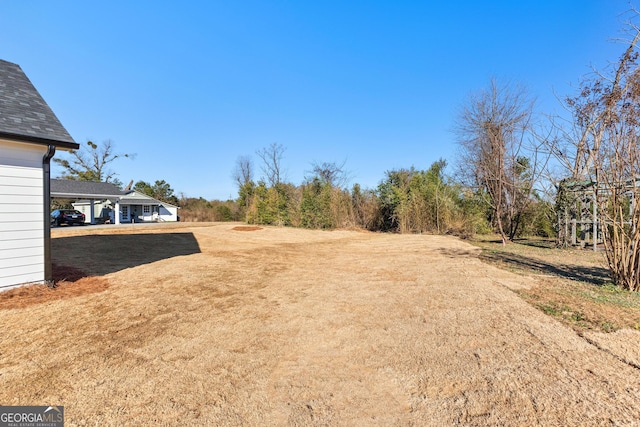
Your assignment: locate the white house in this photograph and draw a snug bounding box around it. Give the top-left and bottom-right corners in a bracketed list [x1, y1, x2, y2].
[0, 59, 79, 290]
[117, 190, 179, 223]
[72, 190, 179, 223]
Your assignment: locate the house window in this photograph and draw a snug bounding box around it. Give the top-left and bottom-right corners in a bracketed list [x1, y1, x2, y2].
[143, 205, 151, 214]
[122, 206, 129, 218]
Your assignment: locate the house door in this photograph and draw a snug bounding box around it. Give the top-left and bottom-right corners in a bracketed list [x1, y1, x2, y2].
[142, 205, 152, 221]
[121, 205, 130, 222]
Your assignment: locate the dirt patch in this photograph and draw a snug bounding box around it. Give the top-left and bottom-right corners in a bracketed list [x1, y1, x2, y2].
[232, 225, 263, 231]
[1, 225, 639, 425]
[232, 225, 264, 231]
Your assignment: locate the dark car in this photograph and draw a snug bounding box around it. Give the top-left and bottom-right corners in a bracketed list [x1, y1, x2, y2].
[51, 209, 85, 226]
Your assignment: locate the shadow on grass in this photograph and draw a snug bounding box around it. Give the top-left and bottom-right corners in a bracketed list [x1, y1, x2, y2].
[436, 247, 482, 258]
[52, 233, 202, 276]
[512, 238, 556, 250]
[479, 250, 610, 286]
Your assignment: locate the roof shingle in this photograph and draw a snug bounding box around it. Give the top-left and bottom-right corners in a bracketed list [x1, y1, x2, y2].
[51, 179, 124, 198]
[0, 59, 77, 149]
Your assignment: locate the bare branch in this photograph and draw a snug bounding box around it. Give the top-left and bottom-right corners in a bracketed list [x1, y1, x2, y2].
[53, 139, 134, 182]
[306, 159, 350, 188]
[232, 155, 254, 188]
[256, 143, 287, 187]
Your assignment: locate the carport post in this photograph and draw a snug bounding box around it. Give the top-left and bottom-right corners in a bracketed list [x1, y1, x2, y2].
[115, 198, 121, 225]
[89, 198, 95, 224]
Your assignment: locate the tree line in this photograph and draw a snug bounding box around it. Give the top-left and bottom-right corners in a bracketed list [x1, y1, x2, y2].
[232, 142, 555, 239]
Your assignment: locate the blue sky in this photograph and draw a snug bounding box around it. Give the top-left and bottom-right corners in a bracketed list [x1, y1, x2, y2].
[2, 1, 634, 200]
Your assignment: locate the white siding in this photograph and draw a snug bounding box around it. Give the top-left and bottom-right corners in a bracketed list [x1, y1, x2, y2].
[159, 205, 178, 221]
[0, 140, 47, 290]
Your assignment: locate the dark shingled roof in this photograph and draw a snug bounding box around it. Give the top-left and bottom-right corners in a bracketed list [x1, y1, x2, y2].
[0, 59, 78, 149]
[51, 179, 125, 198]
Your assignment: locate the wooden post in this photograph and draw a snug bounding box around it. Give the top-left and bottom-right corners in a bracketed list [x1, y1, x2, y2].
[564, 206, 569, 247]
[580, 197, 589, 249]
[593, 192, 597, 251]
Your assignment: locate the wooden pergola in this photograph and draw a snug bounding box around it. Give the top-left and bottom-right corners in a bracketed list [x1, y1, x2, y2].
[556, 178, 639, 251]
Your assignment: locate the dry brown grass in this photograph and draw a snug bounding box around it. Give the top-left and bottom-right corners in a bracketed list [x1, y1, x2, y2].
[1, 224, 639, 425]
[471, 235, 640, 333]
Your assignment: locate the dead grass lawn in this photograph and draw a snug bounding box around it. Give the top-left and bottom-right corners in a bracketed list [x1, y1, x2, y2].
[471, 235, 640, 333]
[1, 224, 639, 426]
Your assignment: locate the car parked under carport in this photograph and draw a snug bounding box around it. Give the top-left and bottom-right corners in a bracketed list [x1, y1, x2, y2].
[51, 209, 85, 226]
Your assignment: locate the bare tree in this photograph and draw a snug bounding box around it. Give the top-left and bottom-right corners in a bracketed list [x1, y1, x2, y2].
[455, 79, 540, 244]
[54, 139, 134, 183]
[551, 13, 640, 291]
[232, 155, 254, 188]
[307, 160, 350, 188]
[232, 155, 256, 213]
[256, 143, 286, 187]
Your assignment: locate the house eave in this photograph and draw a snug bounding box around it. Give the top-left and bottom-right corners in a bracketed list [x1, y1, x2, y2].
[0, 131, 79, 151]
[52, 192, 122, 199]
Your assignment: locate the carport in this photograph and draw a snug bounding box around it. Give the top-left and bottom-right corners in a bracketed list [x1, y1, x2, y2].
[51, 179, 124, 225]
